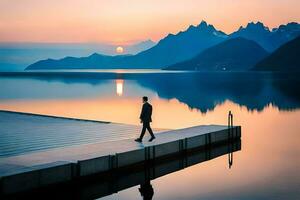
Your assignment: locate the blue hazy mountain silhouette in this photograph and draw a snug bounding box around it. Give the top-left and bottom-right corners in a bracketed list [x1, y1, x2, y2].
[254, 36, 300, 71]
[0, 40, 156, 72]
[126, 39, 156, 55]
[230, 22, 300, 51]
[165, 38, 268, 71]
[26, 21, 227, 70]
[26, 21, 300, 70]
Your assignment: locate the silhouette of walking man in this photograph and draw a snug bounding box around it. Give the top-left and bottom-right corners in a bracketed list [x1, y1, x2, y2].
[135, 96, 155, 142]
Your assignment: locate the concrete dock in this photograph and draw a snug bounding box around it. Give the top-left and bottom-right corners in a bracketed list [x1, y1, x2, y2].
[0, 110, 241, 196]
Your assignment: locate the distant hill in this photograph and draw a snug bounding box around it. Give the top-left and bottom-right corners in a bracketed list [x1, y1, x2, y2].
[253, 36, 300, 71]
[125, 39, 156, 55]
[0, 40, 155, 72]
[230, 22, 300, 51]
[165, 38, 268, 71]
[26, 21, 227, 70]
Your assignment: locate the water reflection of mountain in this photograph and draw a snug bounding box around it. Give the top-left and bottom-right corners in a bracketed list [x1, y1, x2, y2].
[137, 72, 300, 112]
[1, 72, 299, 112]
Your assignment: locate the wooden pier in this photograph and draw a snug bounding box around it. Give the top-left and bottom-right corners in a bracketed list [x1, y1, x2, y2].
[0, 110, 241, 196]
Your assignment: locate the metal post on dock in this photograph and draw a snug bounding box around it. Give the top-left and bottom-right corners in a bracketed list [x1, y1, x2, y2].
[228, 111, 233, 128]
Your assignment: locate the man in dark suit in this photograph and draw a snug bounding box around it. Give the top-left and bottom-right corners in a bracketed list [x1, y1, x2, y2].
[135, 96, 155, 142]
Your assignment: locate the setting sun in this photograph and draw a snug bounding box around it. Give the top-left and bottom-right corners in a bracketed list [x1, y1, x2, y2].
[116, 46, 124, 53]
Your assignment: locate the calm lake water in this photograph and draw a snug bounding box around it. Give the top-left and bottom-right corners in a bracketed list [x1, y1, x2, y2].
[0, 71, 299, 199]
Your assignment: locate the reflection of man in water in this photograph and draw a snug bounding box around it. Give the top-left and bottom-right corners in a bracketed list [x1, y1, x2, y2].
[135, 96, 155, 142]
[139, 180, 154, 200]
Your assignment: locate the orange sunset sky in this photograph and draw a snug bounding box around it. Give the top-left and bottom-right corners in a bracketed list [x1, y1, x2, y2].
[0, 0, 299, 45]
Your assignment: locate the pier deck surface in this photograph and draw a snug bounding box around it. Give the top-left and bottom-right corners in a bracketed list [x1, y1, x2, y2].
[0, 110, 240, 195]
[0, 110, 165, 158]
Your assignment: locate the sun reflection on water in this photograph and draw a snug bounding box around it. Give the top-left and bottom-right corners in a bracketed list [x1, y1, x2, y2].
[116, 79, 124, 96]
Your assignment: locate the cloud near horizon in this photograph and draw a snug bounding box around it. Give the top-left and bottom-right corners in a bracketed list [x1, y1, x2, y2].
[0, 0, 299, 44]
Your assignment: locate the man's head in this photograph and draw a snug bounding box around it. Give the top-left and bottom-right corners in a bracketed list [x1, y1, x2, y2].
[142, 96, 148, 103]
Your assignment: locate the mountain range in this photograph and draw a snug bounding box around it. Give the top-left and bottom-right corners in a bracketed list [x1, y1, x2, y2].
[165, 38, 268, 71]
[0, 40, 156, 71]
[27, 21, 227, 70]
[230, 22, 300, 51]
[254, 36, 300, 71]
[26, 21, 300, 71]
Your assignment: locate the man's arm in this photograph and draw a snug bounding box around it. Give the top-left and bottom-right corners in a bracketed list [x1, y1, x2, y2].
[140, 104, 146, 120]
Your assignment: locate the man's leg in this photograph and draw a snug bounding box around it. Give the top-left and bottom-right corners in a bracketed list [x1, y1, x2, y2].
[146, 123, 155, 138]
[139, 123, 147, 140]
[145, 122, 155, 142]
